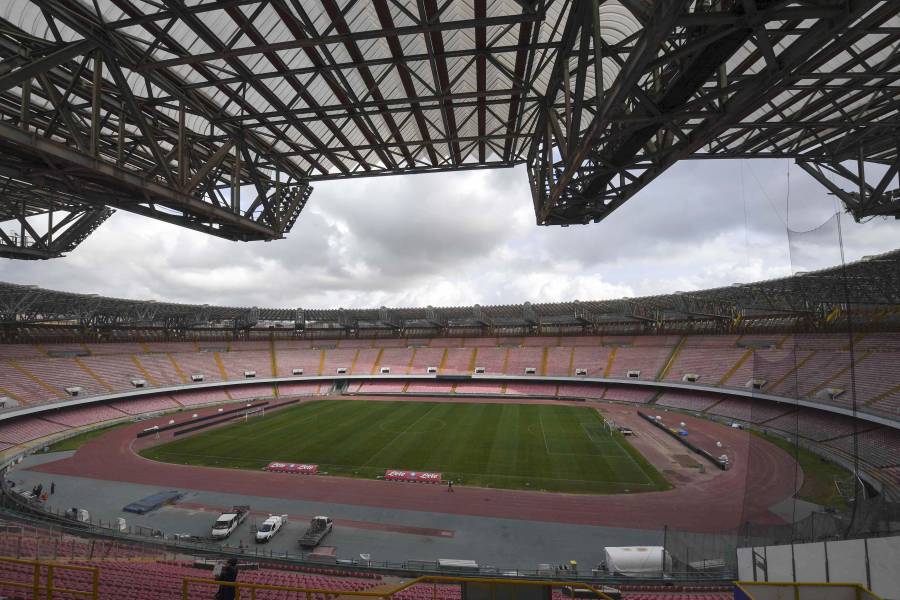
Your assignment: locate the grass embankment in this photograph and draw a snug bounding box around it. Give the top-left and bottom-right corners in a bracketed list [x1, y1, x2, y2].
[752, 430, 853, 510]
[46, 422, 129, 453]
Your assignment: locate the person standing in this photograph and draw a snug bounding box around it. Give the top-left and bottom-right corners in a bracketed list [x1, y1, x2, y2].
[50, 482, 55, 495]
[447, 480, 454, 493]
[215, 558, 239, 600]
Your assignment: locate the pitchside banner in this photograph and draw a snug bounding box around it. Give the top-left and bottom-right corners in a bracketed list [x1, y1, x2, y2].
[384, 469, 442, 483]
[265, 462, 318, 474]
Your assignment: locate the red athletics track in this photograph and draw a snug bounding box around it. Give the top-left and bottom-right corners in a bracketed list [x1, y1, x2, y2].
[31, 395, 800, 533]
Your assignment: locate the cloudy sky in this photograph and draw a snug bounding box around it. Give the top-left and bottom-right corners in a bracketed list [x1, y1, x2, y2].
[1, 159, 897, 309]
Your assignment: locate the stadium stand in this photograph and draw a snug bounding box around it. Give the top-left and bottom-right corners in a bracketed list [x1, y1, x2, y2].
[826, 428, 900, 468]
[571, 345, 614, 377]
[174, 352, 225, 384]
[0, 360, 62, 404]
[39, 404, 128, 428]
[504, 382, 558, 396]
[453, 381, 505, 395]
[705, 398, 794, 424]
[504, 346, 544, 375]
[77, 354, 143, 392]
[407, 348, 445, 374]
[610, 337, 678, 380]
[604, 387, 654, 404]
[1, 336, 899, 419]
[228, 384, 277, 400]
[131, 354, 184, 387]
[357, 380, 408, 394]
[109, 395, 180, 416]
[0, 417, 69, 446]
[0, 345, 44, 360]
[430, 338, 464, 348]
[656, 392, 722, 412]
[17, 357, 107, 398]
[544, 347, 572, 376]
[352, 349, 382, 376]
[440, 348, 475, 374]
[756, 408, 861, 442]
[276, 382, 323, 396]
[218, 351, 274, 380]
[663, 336, 746, 385]
[172, 389, 231, 407]
[472, 347, 507, 374]
[275, 348, 323, 377]
[229, 341, 272, 352]
[84, 342, 147, 356]
[405, 381, 454, 394]
[322, 348, 362, 375]
[375, 347, 416, 375]
[557, 384, 606, 399]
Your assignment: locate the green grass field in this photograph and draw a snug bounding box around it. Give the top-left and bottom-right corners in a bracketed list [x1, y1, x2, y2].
[141, 400, 670, 494]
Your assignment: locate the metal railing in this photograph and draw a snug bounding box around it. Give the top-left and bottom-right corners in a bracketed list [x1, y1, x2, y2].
[0, 556, 99, 599]
[182, 574, 617, 600]
[734, 581, 885, 600]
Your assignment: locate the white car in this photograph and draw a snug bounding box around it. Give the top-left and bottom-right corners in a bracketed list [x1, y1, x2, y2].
[255, 514, 288, 543]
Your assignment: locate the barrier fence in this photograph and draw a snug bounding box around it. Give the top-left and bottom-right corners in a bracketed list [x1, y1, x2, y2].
[0, 556, 100, 599]
[183, 575, 617, 600]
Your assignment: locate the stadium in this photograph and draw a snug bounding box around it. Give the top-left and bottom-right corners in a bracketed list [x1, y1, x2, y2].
[0, 0, 899, 599]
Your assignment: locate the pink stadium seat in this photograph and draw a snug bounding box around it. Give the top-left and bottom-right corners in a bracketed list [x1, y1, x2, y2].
[276, 382, 323, 396]
[472, 347, 506, 374]
[407, 347, 445, 373]
[664, 336, 746, 385]
[406, 381, 454, 394]
[358, 380, 407, 393]
[218, 351, 274, 379]
[440, 348, 475, 374]
[604, 386, 653, 403]
[172, 352, 224, 384]
[504, 382, 557, 396]
[453, 381, 504, 395]
[656, 391, 721, 412]
[0, 417, 70, 445]
[374, 347, 415, 374]
[557, 383, 605, 399]
[764, 408, 857, 441]
[173, 389, 230, 407]
[611, 337, 678, 380]
[504, 347, 543, 375]
[41, 404, 128, 428]
[228, 384, 277, 400]
[275, 348, 323, 377]
[110, 395, 181, 415]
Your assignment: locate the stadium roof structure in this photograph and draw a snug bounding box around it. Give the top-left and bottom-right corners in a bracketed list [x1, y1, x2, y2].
[0, 1, 898, 259]
[0, 248, 897, 335]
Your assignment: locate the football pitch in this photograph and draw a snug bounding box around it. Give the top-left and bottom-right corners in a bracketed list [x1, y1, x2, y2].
[141, 400, 670, 494]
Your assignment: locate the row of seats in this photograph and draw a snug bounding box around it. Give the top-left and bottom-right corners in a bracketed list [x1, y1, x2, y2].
[2, 376, 897, 475]
[0, 387, 327, 449]
[656, 391, 900, 468]
[3, 334, 897, 417]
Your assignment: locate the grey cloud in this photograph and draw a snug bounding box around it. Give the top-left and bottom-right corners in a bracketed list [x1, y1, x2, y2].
[0, 159, 896, 308]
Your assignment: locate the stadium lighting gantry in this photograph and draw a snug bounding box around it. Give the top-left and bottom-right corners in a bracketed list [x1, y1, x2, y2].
[0, 0, 898, 259]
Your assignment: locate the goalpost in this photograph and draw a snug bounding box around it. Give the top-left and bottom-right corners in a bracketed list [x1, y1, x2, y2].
[244, 407, 265, 422]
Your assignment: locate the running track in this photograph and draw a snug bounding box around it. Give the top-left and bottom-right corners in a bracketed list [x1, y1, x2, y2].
[31, 396, 800, 533]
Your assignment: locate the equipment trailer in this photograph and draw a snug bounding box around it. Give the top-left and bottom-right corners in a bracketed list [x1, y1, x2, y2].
[299, 516, 333, 549]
